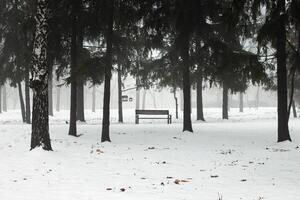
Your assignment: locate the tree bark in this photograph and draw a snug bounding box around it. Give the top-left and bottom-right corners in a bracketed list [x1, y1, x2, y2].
[239, 92, 244, 113]
[76, 81, 85, 122]
[181, 35, 193, 132]
[173, 88, 179, 119]
[136, 77, 140, 110]
[17, 82, 26, 122]
[30, 0, 52, 150]
[25, 68, 31, 123]
[56, 86, 60, 112]
[3, 85, 7, 112]
[118, 64, 123, 123]
[101, 0, 114, 142]
[48, 63, 53, 116]
[292, 100, 297, 118]
[92, 85, 96, 112]
[196, 73, 205, 121]
[68, 1, 78, 137]
[222, 84, 229, 119]
[277, 0, 291, 142]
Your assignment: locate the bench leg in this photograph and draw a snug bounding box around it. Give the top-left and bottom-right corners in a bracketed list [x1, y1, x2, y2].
[170, 115, 172, 124]
[135, 115, 139, 124]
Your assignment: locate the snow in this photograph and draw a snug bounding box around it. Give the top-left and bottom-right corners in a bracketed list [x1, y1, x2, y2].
[0, 107, 300, 200]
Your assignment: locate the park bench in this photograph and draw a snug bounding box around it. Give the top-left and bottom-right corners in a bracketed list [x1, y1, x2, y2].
[135, 110, 172, 124]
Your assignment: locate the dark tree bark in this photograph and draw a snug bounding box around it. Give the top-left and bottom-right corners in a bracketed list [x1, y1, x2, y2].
[17, 82, 26, 123]
[101, 0, 114, 142]
[30, 0, 52, 150]
[25, 68, 31, 123]
[117, 64, 123, 123]
[277, 0, 291, 142]
[292, 100, 297, 118]
[239, 92, 244, 113]
[56, 86, 60, 112]
[222, 84, 229, 120]
[68, 1, 79, 137]
[76, 81, 85, 122]
[48, 63, 53, 116]
[181, 35, 193, 132]
[173, 87, 179, 119]
[3, 85, 7, 112]
[92, 85, 96, 112]
[196, 72, 205, 121]
[136, 78, 140, 110]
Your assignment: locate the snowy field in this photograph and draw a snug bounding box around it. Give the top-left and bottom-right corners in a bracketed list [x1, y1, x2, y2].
[0, 107, 300, 200]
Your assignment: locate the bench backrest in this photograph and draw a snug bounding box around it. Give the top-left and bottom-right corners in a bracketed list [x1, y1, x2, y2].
[136, 110, 169, 115]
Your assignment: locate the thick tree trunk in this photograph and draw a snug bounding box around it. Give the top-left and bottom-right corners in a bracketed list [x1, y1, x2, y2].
[173, 88, 179, 119]
[25, 68, 31, 123]
[101, 0, 114, 142]
[30, 0, 52, 150]
[239, 92, 244, 113]
[196, 74, 205, 121]
[277, 0, 291, 142]
[68, 1, 78, 137]
[181, 36, 193, 132]
[118, 64, 123, 123]
[48, 64, 53, 116]
[3, 85, 7, 112]
[17, 82, 26, 122]
[56, 86, 60, 112]
[142, 90, 146, 110]
[92, 85, 96, 112]
[76, 81, 85, 122]
[222, 84, 229, 120]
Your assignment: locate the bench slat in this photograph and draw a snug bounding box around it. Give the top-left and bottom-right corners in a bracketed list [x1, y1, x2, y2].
[136, 110, 169, 115]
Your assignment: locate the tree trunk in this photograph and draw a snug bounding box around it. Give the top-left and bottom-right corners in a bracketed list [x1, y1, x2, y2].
[101, 0, 114, 142]
[30, 0, 52, 150]
[292, 100, 297, 118]
[142, 90, 146, 109]
[196, 74, 205, 121]
[76, 81, 85, 122]
[56, 86, 60, 112]
[0, 86, 2, 113]
[222, 84, 229, 119]
[17, 82, 26, 122]
[136, 77, 140, 110]
[25, 68, 31, 124]
[92, 85, 96, 112]
[48, 63, 53, 116]
[3, 85, 7, 112]
[68, 1, 78, 137]
[118, 64, 123, 123]
[181, 35, 193, 132]
[173, 88, 178, 119]
[239, 92, 244, 113]
[277, 0, 291, 142]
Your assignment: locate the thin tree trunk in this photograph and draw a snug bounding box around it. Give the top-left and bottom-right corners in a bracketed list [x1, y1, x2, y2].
[76, 81, 85, 122]
[30, 0, 52, 150]
[17, 82, 26, 122]
[0, 86, 2, 113]
[118, 64, 123, 123]
[173, 88, 178, 119]
[101, 0, 114, 142]
[92, 85, 96, 112]
[25, 68, 31, 123]
[136, 76, 140, 110]
[222, 84, 229, 119]
[277, 0, 291, 142]
[196, 74, 205, 121]
[239, 92, 244, 113]
[48, 63, 53, 116]
[181, 35, 193, 132]
[56, 86, 60, 112]
[3, 85, 7, 112]
[142, 90, 146, 110]
[292, 100, 297, 118]
[68, 1, 78, 137]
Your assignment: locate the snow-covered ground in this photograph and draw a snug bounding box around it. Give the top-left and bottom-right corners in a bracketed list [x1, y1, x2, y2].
[0, 107, 299, 200]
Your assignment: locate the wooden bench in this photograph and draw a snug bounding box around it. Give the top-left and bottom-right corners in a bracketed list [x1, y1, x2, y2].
[135, 110, 172, 124]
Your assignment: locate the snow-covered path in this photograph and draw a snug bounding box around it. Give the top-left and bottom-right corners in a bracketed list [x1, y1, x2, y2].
[0, 108, 299, 200]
